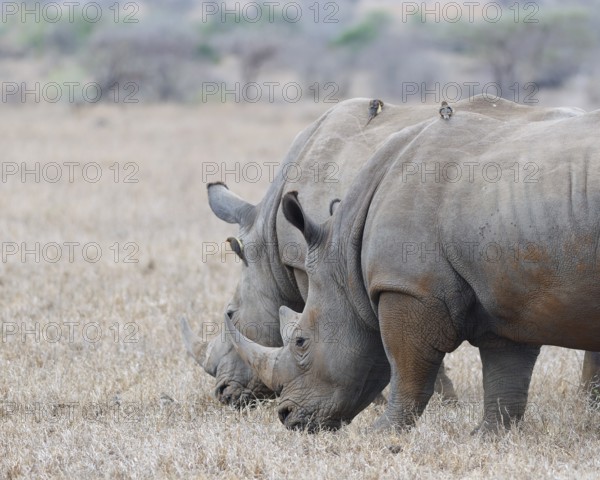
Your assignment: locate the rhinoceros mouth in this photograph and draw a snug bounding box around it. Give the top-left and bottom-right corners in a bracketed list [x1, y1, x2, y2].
[215, 381, 274, 408]
[307, 419, 344, 433]
[215, 381, 249, 407]
[278, 405, 344, 432]
[290, 418, 344, 433]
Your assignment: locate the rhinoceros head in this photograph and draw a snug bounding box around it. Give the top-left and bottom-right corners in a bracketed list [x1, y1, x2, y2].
[228, 192, 390, 430]
[182, 182, 302, 406]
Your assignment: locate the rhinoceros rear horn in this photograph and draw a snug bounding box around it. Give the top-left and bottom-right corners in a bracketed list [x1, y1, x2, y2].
[207, 182, 256, 226]
[282, 191, 322, 247]
[279, 306, 301, 346]
[224, 311, 283, 392]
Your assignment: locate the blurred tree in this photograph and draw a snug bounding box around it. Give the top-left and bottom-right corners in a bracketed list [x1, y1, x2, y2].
[234, 44, 278, 85]
[9, 0, 107, 55]
[437, 8, 594, 97]
[197, 12, 288, 85]
[86, 21, 200, 102]
[3, 0, 598, 106]
[328, 11, 390, 96]
[330, 11, 388, 51]
[46, 18, 95, 55]
[196, 0, 362, 92]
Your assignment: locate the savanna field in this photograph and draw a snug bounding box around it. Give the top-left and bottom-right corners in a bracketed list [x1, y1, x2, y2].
[2, 102, 600, 479]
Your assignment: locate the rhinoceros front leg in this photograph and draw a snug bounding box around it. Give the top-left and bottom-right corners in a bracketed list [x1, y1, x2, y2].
[474, 340, 540, 433]
[372, 362, 457, 407]
[372, 293, 454, 432]
[581, 351, 600, 404]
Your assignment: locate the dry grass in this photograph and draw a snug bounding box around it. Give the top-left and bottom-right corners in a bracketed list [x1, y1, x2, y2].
[1, 102, 599, 479]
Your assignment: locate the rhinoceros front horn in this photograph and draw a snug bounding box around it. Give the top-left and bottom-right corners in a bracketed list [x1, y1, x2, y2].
[180, 317, 211, 369]
[223, 312, 283, 392]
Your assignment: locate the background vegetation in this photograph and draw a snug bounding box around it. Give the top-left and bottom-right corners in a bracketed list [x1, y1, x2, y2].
[1, 0, 599, 105]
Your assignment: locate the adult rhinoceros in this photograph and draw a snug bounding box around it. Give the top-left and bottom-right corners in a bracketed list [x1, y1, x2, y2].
[227, 96, 600, 432]
[181, 98, 481, 405]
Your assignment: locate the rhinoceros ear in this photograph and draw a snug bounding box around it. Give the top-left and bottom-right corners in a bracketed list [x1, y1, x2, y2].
[207, 182, 255, 225]
[282, 191, 322, 247]
[279, 306, 301, 346]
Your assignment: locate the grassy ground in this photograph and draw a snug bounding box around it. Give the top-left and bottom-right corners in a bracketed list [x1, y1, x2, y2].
[1, 102, 599, 479]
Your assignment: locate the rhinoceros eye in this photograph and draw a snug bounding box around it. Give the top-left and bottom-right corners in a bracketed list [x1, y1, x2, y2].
[226, 308, 236, 319]
[295, 337, 306, 348]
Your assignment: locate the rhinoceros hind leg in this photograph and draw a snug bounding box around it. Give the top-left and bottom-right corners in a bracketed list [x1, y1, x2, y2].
[476, 340, 540, 433]
[434, 362, 458, 403]
[581, 351, 600, 405]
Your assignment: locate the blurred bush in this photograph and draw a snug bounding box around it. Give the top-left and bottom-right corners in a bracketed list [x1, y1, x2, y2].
[0, 0, 599, 105]
[435, 7, 594, 95]
[85, 21, 200, 101]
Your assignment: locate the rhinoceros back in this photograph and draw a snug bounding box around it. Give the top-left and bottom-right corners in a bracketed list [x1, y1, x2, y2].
[357, 107, 600, 350]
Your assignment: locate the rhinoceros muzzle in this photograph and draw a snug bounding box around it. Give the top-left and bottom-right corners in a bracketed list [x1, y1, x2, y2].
[215, 381, 244, 405]
[277, 404, 344, 432]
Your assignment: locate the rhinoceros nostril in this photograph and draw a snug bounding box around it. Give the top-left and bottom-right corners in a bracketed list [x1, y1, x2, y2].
[216, 384, 229, 403]
[278, 407, 292, 424]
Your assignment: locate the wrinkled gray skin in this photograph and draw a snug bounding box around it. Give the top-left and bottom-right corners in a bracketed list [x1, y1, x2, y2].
[183, 98, 516, 405]
[228, 95, 600, 432]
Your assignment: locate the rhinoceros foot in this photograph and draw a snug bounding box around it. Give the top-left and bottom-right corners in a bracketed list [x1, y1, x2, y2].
[470, 415, 525, 436]
[581, 351, 600, 407]
[587, 387, 600, 408]
[370, 412, 414, 434]
[470, 419, 505, 436]
[471, 420, 493, 436]
[370, 415, 395, 433]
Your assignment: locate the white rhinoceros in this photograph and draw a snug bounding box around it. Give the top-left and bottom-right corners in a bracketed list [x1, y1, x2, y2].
[227, 96, 600, 432]
[182, 97, 499, 405]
